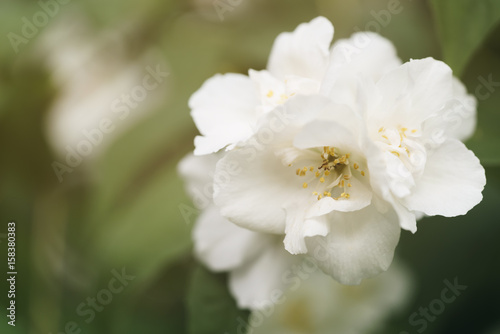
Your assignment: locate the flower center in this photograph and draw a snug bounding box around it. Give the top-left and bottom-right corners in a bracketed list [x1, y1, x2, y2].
[377, 126, 417, 158]
[294, 146, 365, 201]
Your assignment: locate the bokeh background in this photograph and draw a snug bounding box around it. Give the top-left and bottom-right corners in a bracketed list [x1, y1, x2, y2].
[1, 0, 500, 333]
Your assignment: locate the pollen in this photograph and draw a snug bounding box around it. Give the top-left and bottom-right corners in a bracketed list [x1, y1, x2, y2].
[382, 135, 388, 140]
[320, 177, 325, 183]
[378, 127, 385, 133]
[324, 170, 330, 176]
[361, 171, 365, 176]
[315, 171, 320, 177]
[309, 166, 314, 171]
[303, 182, 308, 188]
[353, 163, 359, 170]
[411, 129, 417, 133]
[266, 90, 274, 98]
[348, 183, 352, 187]
[296, 168, 301, 175]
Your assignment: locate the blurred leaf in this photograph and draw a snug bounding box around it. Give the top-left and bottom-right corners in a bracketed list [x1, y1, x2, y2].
[111, 257, 192, 334]
[430, 0, 500, 76]
[187, 265, 250, 334]
[85, 161, 192, 289]
[463, 33, 500, 166]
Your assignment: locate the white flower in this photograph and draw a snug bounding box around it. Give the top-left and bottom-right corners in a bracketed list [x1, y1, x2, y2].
[183, 16, 486, 287]
[189, 17, 334, 155]
[251, 260, 412, 334]
[212, 96, 401, 284]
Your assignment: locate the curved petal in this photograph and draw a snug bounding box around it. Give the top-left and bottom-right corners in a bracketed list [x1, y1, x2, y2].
[322, 32, 402, 98]
[283, 206, 330, 255]
[370, 58, 454, 129]
[365, 150, 418, 232]
[402, 139, 486, 217]
[448, 77, 477, 141]
[189, 73, 258, 155]
[305, 204, 401, 285]
[267, 17, 333, 81]
[306, 176, 372, 217]
[178, 153, 221, 209]
[229, 242, 298, 309]
[193, 205, 273, 272]
[293, 119, 364, 158]
[213, 146, 302, 234]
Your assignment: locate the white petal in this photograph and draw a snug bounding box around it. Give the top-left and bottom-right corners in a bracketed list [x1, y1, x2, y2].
[424, 77, 477, 142]
[283, 206, 330, 255]
[178, 153, 221, 209]
[267, 17, 333, 81]
[213, 146, 301, 234]
[322, 32, 402, 97]
[248, 69, 286, 114]
[189, 73, 258, 155]
[305, 205, 401, 285]
[448, 77, 477, 141]
[371, 58, 454, 129]
[392, 199, 417, 233]
[229, 242, 297, 309]
[293, 119, 364, 158]
[307, 176, 372, 217]
[193, 205, 273, 271]
[365, 150, 418, 232]
[402, 139, 486, 217]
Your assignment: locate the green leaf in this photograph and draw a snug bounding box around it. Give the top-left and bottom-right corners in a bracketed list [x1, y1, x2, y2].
[85, 162, 193, 289]
[187, 265, 250, 334]
[430, 0, 500, 76]
[463, 36, 500, 166]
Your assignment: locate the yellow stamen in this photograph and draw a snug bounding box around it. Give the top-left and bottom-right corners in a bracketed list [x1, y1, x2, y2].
[378, 127, 384, 133]
[266, 90, 274, 98]
[324, 170, 330, 176]
[303, 182, 308, 189]
[320, 177, 325, 183]
[353, 163, 359, 170]
[361, 171, 365, 176]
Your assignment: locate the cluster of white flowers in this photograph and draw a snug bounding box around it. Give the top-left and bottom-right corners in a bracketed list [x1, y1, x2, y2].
[179, 17, 485, 309]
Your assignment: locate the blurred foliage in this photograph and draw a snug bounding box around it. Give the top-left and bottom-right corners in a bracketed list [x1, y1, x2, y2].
[187, 265, 250, 334]
[431, 0, 500, 77]
[0, 0, 499, 333]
